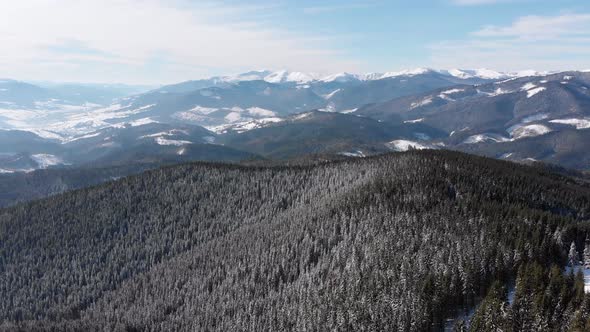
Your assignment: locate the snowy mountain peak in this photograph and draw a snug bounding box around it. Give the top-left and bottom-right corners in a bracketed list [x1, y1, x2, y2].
[319, 72, 361, 83]
[379, 68, 435, 79]
[263, 70, 320, 84]
[444, 68, 509, 80]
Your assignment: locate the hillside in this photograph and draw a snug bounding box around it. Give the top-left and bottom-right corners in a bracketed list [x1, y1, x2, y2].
[1, 151, 590, 331]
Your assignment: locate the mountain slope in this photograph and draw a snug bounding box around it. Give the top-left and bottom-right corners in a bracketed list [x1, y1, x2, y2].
[1, 151, 589, 331]
[220, 110, 446, 158]
[355, 71, 590, 169]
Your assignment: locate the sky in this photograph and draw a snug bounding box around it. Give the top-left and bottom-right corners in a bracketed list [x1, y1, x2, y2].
[1, 0, 589, 84]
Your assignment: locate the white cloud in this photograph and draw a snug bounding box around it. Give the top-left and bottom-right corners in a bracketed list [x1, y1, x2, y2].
[473, 14, 590, 39]
[0, 0, 358, 84]
[303, 2, 377, 14]
[429, 13, 590, 71]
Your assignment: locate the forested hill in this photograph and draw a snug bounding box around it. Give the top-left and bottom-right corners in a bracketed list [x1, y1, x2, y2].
[1, 151, 590, 331]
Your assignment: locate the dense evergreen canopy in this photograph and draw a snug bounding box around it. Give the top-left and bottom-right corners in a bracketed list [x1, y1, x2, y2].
[1, 150, 589, 331]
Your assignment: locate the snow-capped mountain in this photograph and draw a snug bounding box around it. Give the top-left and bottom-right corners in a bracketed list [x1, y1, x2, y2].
[2, 68, 589, 172]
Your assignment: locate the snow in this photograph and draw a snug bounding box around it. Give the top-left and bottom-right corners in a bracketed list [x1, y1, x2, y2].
[478, 87, 512, 97]
[139, 129, 189, 139]
[463, 134, 510, 144]
[510, 124, 552, 140]
[500, 152, 514, 159]
[338, 150, 365, 158]
[224, 112, 242, 122]
[446, 68, 507, 80]
[322, 89, 341, 99]
[440, 88, 465, 95]
[177, 147, 186, 155]
[514, 70, 547, 77]
[319, 72, 360, 83]
[549, 118, 590, 129]
[387, 140, 436, 152]
[247, 107, 276, 117]
[30, 154, 64, 169]
[63, 132, 101, 143]
[263, 70, 319, 84]
[205, 117, 283, 134]
[0, 169, 14, 174]
[24, 129, 64, 141]
[380, 68, 433, 79]
[340, 108, 358, 114]
[293, 112, 313, 120]
[129, 117, 158, 127]
[187, 106, 218, 115]
[565, 265, 590, 293]
[410, 97, 433, 109]
[404, 118, 424, 123]
[521, 82, 537, 91]
[522, 113, 549, 123]
[564, 75, 573, 80]
[519, 83, 546, 98]
[318, 103, 336, 112]
[154, 137, 192, 146]
[526, 87, 546, 98]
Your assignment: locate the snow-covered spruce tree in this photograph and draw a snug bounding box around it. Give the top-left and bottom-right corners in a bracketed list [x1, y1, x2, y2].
[570, 242, 579, 268]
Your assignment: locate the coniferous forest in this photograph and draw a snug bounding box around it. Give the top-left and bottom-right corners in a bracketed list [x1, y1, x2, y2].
[1, 150, 590, 331]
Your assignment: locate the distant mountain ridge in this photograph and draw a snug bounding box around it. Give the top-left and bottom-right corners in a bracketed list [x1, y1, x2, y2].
[1, 68, 589, 173]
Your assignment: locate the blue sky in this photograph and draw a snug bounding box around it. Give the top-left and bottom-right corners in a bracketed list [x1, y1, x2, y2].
[1, 0, 589, 84]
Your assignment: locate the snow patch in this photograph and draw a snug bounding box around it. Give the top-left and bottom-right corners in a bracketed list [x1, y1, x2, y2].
[500, 153, 514, 159]
[522, 113, 548, 123]
[526, 87, 546, 98]
[340, 108, 358, 114]
[339, 150, 365, 158]
[31, 154, 64, 169]
[129, 118, 158, 127]
[404, 118, 424, 123]
[294, 112, 312, 120]
[322, 89, 341, 100]
[247, 107, 276, 117]
[187, 106, 218, 115]
[410, 97, 433, 109]
[63, 132, 101, 143]
[565, 266, 590, 293]
[463, 134, 510, 144]
[224, 112, 242, 122]
[205, 117, 283, 134]
[549, 118, 590, 129]
[154, 137, 192, 146]
[510, 124, 552, 140]
[387, 140, 436, 152]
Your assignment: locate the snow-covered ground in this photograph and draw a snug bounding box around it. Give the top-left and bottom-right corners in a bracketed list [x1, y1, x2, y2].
[463, 133, 510, 144]
[509, 124, 552, 140]
[338, 150, 365, 158]
[565, 265, 590, 293]
[30, 154, 66, 169]
[549, 118, 590, 130]
[387, 140, 438, 152]
[0, 102, 156, 140]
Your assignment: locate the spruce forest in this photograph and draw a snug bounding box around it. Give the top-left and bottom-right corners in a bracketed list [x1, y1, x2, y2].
[1, 150, 590, 331]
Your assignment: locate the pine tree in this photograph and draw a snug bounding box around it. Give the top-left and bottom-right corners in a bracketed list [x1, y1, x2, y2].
[570, 242, 579, 269]
[583, 239, 590, 269]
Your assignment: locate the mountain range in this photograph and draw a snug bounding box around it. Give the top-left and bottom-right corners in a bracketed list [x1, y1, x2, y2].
[0, 68, 588, 175]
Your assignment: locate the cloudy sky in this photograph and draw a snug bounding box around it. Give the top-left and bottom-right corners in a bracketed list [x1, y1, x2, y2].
[1, 0, 589, 84]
